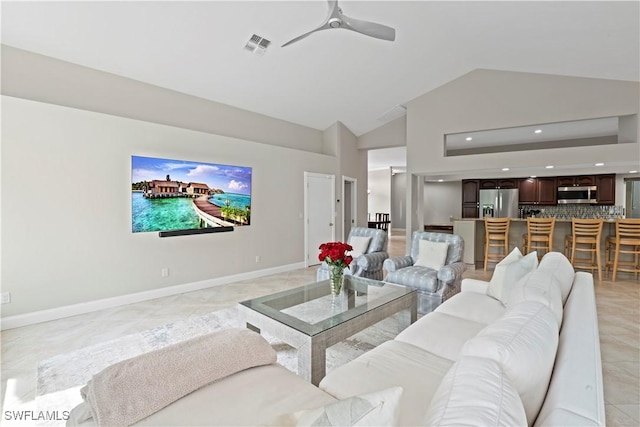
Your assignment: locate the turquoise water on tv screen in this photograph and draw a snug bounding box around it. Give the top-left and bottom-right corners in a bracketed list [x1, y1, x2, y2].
[209, 193, 251, 209]
[132, 192, 200, 233]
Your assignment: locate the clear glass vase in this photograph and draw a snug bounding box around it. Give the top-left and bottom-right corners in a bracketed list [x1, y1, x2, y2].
[329, 269, 344, 295]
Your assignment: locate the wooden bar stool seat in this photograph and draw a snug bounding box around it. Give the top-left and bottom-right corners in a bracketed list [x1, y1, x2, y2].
[484, 217, 511, 271]
[605, 218, 640, 281]
[523, 218, 555, 259]
[565, 218, 604, 280]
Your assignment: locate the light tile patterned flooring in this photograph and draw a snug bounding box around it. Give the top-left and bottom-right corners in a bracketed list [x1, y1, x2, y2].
[1, 232, 638, 425]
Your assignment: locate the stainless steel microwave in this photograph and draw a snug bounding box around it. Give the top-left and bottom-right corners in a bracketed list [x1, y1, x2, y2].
[557, 186, 598, 204]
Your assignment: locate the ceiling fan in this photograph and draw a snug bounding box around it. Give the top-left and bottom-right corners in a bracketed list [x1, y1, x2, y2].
[282, 0, 396, 47]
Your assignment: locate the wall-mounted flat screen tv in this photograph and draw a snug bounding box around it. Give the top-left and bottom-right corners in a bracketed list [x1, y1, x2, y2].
[131, 155, 252, 233]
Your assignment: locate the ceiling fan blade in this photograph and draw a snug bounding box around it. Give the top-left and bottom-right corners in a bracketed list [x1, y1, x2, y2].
[282, 0, 340, 47]
[282, 22, 331, 47]
[342, 15, 396, 42]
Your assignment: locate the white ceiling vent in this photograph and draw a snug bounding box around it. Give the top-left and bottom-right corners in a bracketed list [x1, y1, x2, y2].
[244, 34, 271, 55]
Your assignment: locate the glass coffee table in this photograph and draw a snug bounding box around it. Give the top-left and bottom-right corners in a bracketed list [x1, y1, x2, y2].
[238, 275, 417, 385]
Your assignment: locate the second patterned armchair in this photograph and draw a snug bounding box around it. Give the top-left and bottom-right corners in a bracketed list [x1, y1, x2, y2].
[384, 231, 466, 314]
[317, 227, 389, 281]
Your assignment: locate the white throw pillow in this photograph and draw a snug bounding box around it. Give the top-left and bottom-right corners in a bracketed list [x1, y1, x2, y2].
[487, 248, 539, 304]
[267, 386, 403, 426]
[461, 301, 559, 425]
[424, 356, 527, 427]
[348, 236, 372, 258]
[507, 268, 564, 328]
[414, 240, 449, 270]
[537, 252, 575, 305]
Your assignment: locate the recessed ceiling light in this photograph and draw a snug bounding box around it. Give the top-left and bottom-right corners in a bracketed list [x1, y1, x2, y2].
[595, 163, 604, 166]
[502, 168, 510, 171]
[437, 179, 444, 182]
[465, 137, 472, 141]
[534, 129, 542, 134]
[630, 170, 638, 174]
[545, 165, 554, 169]
[530, 175, 537, 178]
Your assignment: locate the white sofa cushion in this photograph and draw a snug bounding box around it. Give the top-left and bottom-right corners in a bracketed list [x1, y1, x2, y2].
[268, 386, 403, 426]
[460, 278, 490, 294]
[395, 312, 487, 361]
[112, 364, 336, 427]
[536, 251, 576, 305]
[319, 340, 453, 426]
[435, 291, 507, 325]
[534, 272, 605, 427]
[348, 235, 371, 257]
[507, 269, 564, 327]
[461, 301, 559, 425]
[414, 240, 449, 269]
[424, 356, 527, 427]
[488, 248, 539, 304]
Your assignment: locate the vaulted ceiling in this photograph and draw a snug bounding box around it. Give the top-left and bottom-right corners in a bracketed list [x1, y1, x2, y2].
[3, 0, 638, 141]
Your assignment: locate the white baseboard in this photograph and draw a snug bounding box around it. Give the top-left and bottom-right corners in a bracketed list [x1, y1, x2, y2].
[0, 262, 306, 330]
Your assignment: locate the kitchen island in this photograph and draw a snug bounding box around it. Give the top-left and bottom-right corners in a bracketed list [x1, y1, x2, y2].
[453, 217, 620, 269]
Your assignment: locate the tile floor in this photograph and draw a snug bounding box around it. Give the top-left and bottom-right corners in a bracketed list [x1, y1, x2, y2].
[1, 233, 638, 426]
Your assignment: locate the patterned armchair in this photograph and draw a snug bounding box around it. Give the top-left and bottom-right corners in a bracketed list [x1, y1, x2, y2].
[317, 227, 389, 281]
[384, 231, 466, 314]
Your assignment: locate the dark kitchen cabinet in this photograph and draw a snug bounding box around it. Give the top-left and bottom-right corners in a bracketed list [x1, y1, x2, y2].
[498, 179, 518, 189]
[557, 175, 596, 187]
[596, 174, 616, 205]
[518, 178, 537, 204]
[518, 177, 557, 205]
[480, 180, 497, 189]
[537, 177, 557, 205]
[480, 179, 517, 189]
[461, 180, 480, 218]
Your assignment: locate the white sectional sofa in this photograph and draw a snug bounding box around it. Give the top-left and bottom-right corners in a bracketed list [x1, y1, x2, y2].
[69, 251, 605, 426]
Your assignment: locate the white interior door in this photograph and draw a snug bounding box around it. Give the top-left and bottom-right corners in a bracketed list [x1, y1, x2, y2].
[305, 172, 335, 267]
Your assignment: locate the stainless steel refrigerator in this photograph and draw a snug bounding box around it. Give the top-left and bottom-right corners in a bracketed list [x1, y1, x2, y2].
[479, 188, 519, 218]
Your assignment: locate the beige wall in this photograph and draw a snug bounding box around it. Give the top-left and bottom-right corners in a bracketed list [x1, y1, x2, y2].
[367, 169, 391, 219]
[338, 122, 369, 232]
[424, 181, 462, 225]
[1, 96, 336, 318]
[357, 116, 407, 149]
[1, 45, 325, 154]
[405, 69, 640, 234]
[1, 47, 372, 321]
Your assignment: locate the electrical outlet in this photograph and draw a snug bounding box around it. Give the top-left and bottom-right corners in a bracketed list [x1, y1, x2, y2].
[1, 292, 11, 304]
[255, 255, 261, 263]
[161, 268, 169, 277]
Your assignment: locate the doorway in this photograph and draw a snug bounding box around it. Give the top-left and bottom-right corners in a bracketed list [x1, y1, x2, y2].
[342, 176, 357, 240]
[304, 172, 335, 267]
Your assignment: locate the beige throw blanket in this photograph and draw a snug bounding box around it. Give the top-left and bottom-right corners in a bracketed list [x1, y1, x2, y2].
[80, 328, 276, 427]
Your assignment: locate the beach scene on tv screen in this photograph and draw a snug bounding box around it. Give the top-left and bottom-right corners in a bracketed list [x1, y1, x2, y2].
[131, 155, 252, 233]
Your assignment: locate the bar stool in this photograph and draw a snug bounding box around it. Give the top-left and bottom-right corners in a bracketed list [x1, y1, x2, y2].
[605, 218, 640, 281]
[484, 217, 511, 271]
[565, 219, 604, 280]
[523, 217, 556, 258]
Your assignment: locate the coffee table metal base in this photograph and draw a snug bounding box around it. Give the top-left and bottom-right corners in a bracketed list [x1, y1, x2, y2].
[239, 291, 417, 386]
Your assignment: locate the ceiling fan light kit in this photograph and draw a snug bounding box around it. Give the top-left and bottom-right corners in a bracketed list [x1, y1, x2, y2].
[282, 0, 396, 47]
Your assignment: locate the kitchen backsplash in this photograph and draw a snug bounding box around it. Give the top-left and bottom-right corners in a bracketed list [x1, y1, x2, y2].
[519, 204, 625, 220]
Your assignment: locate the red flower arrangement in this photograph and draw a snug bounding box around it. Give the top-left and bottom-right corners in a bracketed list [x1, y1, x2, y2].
[318, 241, 354, 269]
